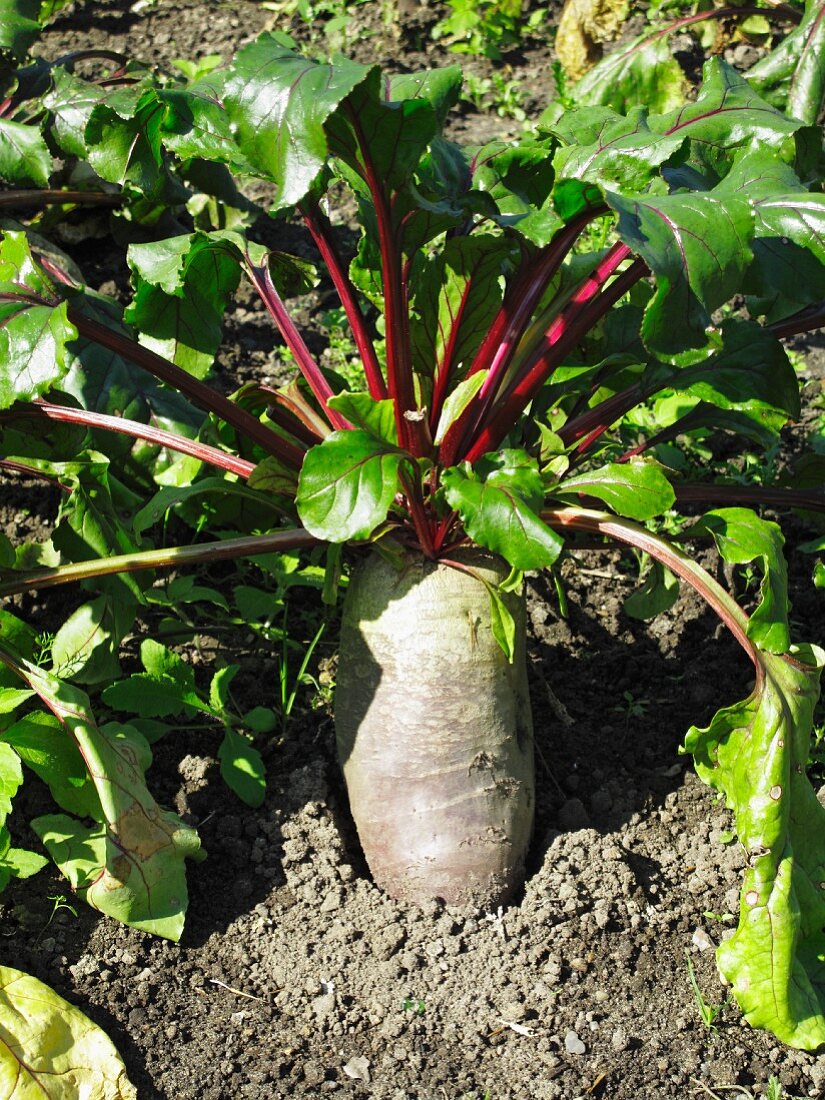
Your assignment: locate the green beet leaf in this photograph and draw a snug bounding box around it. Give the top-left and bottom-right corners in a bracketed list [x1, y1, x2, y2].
[51, 458, 144, 601]
[158, 71, 243, 166]
[223, 34, 370, 211]
[3, 711, 102, 819]
[125, 233, 242, 379]
[0, 118, 51, 186]
[673, 319, 800, 422]
[0, 0, 41, 60]
[218, 726, 266, 809]
[787, 0, 825, 125]
[327, 393, 398, 445]
[552, 106, 684, 194]
[0, 966, 137, 1099]
[85, 86, 168, 195]
[555, 458, 675, 521]
[297, 430, 409, 542]
[608, 188, 753, 362]
[624, 559, 680, 620]
[442, 463, 563, 571]
[0, 231, 77, 408]
[43, 65, 106, 158]
[569, 29, 687, 115]
[0, 742, 22, 820]
[684, 643, 825, 1049]
[326, 68, 442, 195]
[693, 507, 790, 655]
[50, 594, 136, 685]
[0, 643, 202, 940]
[410, 235, 515, 391]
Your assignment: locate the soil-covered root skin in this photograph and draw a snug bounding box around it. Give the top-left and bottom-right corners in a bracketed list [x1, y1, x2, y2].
[335, 550, 534, 908]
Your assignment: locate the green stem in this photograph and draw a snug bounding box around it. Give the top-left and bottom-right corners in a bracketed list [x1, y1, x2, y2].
[0, 529, 319, 598]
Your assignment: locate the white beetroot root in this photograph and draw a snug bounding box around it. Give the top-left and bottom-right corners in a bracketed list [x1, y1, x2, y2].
[335, 549, 535, 908]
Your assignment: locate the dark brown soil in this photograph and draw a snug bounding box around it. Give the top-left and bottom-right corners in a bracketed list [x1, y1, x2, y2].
[2, 3, 825, 1099]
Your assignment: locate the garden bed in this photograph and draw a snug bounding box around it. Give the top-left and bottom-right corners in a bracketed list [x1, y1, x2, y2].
[2, 1, 824, 1097]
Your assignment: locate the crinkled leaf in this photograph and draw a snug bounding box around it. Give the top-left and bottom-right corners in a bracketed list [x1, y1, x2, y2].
[296, 430, 407, 542]
[0, 118, 51, 186]
[673, 319, 800, 422]
[3, 710, 102, 819]
[554, 60, 802, 193]
[472, 139, 564, 246]
[716, 152, 825, 323]
[0, 0, 41, 61]
[43, 65, 106, 158]
[218, 726, 265, 808]
[51, 594, 136, 685]
[652, 60, 804, 179]
[326, 68, 442, 194]
[85, 86, 170, 197]
[0, 231, 76, 407]
[0, 966, 137, 1098]
[0, 645, 202, 940]
[158, 71, 242, 165]
[684, 643, 825, 1049]
[223, 34, 370, 211]
[132, 476, 281, 537]
[434, 370, 487, 445]
[125, 232, 241, 378]
[553, 105, 684, 193]
[609, 189, 753, 362]
[569, 27, 687, 114]
[624, 558, 679, 619]
[411, 235, 514, 388]
[477, 449, 545, 513]
[556, 458, 675, 520]
[327, 393, 398, 444]
[692, 507, 789, 654]
[787, 0, 825, 125]
[441, 464, 563, 571]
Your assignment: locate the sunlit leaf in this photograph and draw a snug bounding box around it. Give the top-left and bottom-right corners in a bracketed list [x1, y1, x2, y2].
[0, 966, 136, 1099]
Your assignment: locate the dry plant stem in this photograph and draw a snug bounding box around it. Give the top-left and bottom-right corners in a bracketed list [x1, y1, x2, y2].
[0, 528, 318, 598]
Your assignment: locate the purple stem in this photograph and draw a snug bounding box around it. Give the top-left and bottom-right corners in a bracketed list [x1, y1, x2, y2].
[5, 403, 257, 480]
[244, 256, 350, 433]
[300, 199, 387, 401]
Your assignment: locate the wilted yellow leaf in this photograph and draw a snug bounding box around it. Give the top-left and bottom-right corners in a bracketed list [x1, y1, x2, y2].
[0, 967, 136, 1100]
[556, 0, 629, 80]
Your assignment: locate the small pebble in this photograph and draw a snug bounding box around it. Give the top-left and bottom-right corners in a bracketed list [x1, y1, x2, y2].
[564, 1029, 586, 1055]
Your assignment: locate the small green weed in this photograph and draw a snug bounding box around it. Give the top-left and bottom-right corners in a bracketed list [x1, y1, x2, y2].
[685, 950, 731, 1031]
